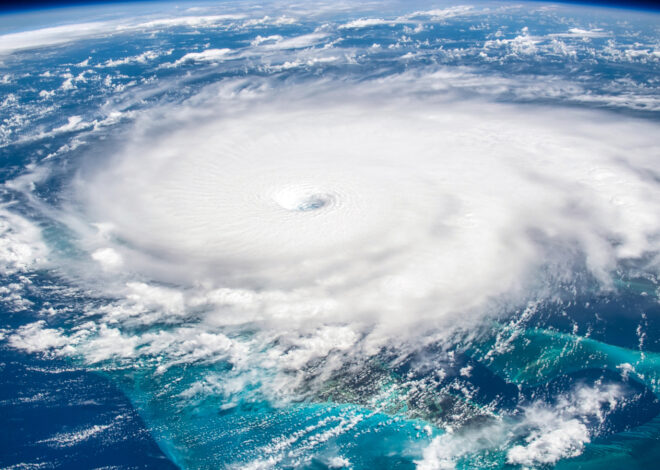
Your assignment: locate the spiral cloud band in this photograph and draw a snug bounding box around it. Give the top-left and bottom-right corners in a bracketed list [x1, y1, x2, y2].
[73, 80, 660, 334]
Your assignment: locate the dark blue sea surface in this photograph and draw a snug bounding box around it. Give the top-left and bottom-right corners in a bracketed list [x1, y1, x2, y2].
[0, 351, 177, 469]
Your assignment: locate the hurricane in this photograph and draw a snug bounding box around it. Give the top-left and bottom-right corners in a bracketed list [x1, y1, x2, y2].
[1, 1, 660, 469]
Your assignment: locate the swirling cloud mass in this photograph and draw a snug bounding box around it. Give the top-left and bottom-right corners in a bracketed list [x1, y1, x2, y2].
[75, 83, 660, 330]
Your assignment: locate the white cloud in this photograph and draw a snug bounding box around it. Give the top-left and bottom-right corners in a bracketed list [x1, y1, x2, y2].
[38, 89, 56, 99]
[550, 28, 610, 39]
[259, 32, 329, 50]
[100, 49, 170, 67]
[8, 317, 250, 371]
[242, 15, 298, 27]
[8, 321, 70, 354]
[91, 247, 123, 270]
[339, 18, 391, 29]
[484, 27, 541, 55]
[417, 384, 625, 469]
[52, 115, 86, 133]
[273, 325, 359, 371]
[405, 6, 475, 21]
[507, 415, 589, 465]
[506, 385, 623, 466]
[174, 48, 232, 65]
[337, 6, 475, 31]
[125, 281, 185, 315]
[134, 14, 245, 29]
[0, 21, 115, 55]
[0, 208, 47, 275]
[251, 34, 284, 46]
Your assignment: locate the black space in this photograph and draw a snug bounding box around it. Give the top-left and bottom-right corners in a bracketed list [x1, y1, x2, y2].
[0, 0, 659, 14]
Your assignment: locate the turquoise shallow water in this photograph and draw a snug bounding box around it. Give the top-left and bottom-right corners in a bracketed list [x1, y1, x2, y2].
[80, 295, 660, 469]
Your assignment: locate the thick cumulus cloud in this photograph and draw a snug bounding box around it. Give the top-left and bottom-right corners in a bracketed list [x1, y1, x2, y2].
[67, 75, 660, 337]
[416, 383, 626, 469]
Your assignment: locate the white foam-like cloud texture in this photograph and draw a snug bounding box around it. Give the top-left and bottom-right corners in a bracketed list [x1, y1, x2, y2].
[417, 384, 624, 469]
[69, 78, 660, 337]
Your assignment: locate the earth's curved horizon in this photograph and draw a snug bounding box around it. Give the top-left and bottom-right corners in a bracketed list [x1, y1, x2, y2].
[1, 1, 660, 469]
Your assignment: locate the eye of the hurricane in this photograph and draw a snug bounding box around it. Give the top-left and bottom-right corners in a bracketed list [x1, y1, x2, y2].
[272, 187, 335, 213]
[295, 195, 329, 211]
